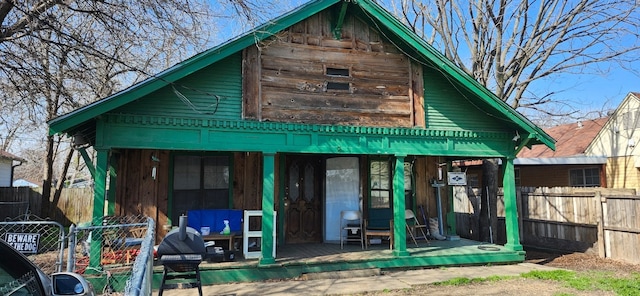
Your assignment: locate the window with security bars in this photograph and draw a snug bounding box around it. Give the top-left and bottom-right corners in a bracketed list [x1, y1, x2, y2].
[569, 168, 600, 187]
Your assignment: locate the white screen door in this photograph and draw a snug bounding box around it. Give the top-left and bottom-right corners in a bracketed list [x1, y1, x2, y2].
[324, 157, 360, 242]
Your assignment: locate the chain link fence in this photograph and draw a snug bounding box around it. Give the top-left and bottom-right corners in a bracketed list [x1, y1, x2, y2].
[67, 215, 152, 295]
[0, 214, 155, 295]
[0, 214, 66, 274]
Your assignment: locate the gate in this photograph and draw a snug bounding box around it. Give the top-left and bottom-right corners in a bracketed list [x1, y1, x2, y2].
[0, 214, 66, 274]
[67, 215, 154, 295]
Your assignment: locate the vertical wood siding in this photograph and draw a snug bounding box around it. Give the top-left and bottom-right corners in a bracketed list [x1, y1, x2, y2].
[116, 149, 170, 240]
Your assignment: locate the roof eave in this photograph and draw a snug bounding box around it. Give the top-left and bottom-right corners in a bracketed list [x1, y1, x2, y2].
[49, 0, 555, 151]
[49, 0, 341, 135]
[356, 0, 555, 150]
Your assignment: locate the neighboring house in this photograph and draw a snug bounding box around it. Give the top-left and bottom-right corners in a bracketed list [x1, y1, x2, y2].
[515, 118, 608, 187]
[456, 118, 607, 188]
[586, 92, 640, 192]
[459, 92, 640, 192]
[48, 0, 553, 274]
[0, 150, 25, 187]
[12, 179, 39, 188]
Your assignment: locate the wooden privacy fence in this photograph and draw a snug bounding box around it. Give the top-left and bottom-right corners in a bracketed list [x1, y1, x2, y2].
[0, 187, 94, 225]
[0, 187, 42, 219]
[454, 186, 640, 265]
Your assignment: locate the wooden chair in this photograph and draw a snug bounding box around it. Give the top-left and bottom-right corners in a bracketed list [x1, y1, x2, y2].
[364, 219, 393, 250]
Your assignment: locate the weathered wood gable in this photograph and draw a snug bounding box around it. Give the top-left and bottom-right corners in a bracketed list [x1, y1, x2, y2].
[114, 10, 510, 134]
[243, 10, 424, 128]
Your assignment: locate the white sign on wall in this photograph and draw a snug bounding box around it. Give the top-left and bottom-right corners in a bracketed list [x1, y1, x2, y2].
[5, 233, 40, 254]
[447, 172, 467, 186]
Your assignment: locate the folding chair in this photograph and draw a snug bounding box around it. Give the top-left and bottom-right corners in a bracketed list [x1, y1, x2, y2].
[405, 209, 429, 246]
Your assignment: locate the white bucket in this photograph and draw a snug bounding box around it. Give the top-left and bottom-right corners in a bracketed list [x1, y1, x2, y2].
[200, 226, 211, 236]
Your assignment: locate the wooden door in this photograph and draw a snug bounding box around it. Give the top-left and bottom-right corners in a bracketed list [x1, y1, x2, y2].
[284, 155, 323, 243]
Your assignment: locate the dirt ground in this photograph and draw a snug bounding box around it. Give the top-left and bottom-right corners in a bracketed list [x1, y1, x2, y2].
[356, 249, 640, 296]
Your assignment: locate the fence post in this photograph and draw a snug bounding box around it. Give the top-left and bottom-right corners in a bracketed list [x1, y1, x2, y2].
[67, 224, 77, 272]
[517, 187, 523, 243]
[595, 191, 606, 258]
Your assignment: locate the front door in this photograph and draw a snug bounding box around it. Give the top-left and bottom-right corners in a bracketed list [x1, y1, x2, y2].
[284, 155, 323, 243]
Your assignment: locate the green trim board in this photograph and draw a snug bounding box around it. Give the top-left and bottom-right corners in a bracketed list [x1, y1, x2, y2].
[260, 153, 276, 265]
[96, 116, 516, 157]
[48, 0, 554, 151]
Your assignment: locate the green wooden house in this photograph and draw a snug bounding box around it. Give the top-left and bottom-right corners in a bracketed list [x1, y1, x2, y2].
[49, 0, 554, 283]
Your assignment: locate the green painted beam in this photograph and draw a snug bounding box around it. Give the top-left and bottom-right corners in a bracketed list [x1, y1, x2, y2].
[107, 154, 118, 215]
[332, 1, 349, 39]
[78, 148, 95, 178]
[88, 149, 108, 270]
[97, 116, 515, 158]
[392, 155, 409, 257]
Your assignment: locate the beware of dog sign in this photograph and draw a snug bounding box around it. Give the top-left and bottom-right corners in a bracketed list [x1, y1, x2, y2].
[4, 233, 40, 254]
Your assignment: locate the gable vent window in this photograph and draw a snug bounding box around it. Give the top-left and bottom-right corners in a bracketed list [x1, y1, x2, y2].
[325, 67, 351, 91]
[326, 68, 350, 77]
[326, 82, 350, 90]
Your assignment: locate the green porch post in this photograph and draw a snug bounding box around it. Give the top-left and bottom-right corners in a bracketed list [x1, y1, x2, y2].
[260, 152, 276, 265]
[89, 148, 108, 269]
[393, 155, 409, 257]
[502, 156, 523, 251]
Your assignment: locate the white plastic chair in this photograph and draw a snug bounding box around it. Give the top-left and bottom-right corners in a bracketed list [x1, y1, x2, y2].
[340, 210, 364, 249]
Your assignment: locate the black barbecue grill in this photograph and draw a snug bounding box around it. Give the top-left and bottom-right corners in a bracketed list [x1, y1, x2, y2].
[157, 215, 206, 296]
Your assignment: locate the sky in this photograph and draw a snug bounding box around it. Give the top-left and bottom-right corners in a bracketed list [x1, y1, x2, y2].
[3, 0, 638, 154]
[211, 0, 639, 121]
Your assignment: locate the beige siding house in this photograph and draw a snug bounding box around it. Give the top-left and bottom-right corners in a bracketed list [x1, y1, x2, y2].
[586, 92, 640, 192]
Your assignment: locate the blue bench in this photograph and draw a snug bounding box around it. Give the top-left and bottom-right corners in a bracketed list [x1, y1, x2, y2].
[187, 209, 243, 235]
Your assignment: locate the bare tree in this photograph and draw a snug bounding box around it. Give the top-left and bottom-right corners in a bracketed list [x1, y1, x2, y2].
[390, 0, 640, 243]
[0, 0, 212, 216]
[391, 0, 640, 119]
[1, 0, 299, 217]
